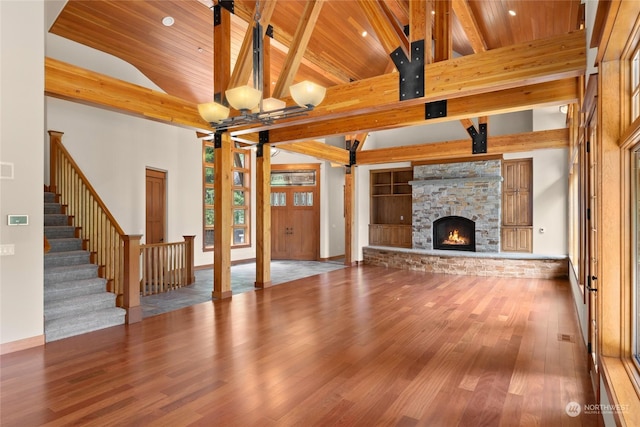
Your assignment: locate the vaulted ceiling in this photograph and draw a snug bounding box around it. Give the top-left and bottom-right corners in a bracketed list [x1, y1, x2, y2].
[50, 0, 582, 104]
[47, 0, 585, 148]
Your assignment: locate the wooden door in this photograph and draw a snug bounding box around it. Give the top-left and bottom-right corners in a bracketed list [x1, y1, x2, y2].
[270, 165, 320, 260]
[146, 169, 166, 244]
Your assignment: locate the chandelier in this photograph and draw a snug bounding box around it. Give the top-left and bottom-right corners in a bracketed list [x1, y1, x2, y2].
[198, 4, 326, 132]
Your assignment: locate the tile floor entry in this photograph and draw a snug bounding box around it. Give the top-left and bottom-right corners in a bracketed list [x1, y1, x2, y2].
[141, 260, 347, 317]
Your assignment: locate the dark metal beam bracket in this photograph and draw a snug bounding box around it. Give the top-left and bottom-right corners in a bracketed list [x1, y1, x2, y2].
[391, 40, 425, 101]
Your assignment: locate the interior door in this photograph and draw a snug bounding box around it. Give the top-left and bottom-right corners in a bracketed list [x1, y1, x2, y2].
[146, 168, 166, 244]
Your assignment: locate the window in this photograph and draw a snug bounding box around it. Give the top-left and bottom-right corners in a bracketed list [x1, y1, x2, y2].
[633, 45, 640, 121]
[202, 141, 251, 250]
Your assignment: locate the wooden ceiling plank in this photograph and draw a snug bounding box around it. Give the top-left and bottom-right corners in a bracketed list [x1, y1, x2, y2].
[45, 57, 210, 131]
[230, 30, 585, 138]
[277, 140, 350, 164]
[228, 0, 278, 89]
[272, 0, 325, 98]
[434, 0, 453, 61]
[357, 129, 569, 165]
[357, 0, 409, 56]
[451, 0, 487, 53]
[262, 78, 579, 143]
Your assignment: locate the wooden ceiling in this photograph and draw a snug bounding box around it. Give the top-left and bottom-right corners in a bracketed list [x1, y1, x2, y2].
[50, 0, 583, 106]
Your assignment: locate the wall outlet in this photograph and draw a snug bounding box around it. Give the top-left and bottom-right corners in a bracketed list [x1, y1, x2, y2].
[0, 244, 15, 256]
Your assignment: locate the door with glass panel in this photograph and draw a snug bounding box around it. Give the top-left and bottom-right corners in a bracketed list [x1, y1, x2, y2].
[270, 165, 320, 260]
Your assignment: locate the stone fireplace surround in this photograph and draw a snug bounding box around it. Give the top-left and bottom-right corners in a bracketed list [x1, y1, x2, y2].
[363, 159, 568, 279]
[411, 160, 502, 252]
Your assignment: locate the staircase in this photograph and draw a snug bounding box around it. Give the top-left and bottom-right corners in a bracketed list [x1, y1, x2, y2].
[44, 191, 126, 342]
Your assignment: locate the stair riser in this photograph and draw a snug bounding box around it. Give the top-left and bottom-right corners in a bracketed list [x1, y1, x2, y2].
[45, 227, 77, 239]
[45, 294, 117, 321]
[44, 266, 98, 284]
[48, 239, 83, 252]
[45, 282, 107, 302]
[44, 192, 57, 203]
[44, 204, 62, 214]
[45, 310, 126, 343]
[44, 252, 91, 268]
[45, 214, 70, 226]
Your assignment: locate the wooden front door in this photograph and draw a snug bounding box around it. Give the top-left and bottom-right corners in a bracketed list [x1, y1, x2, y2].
[271, 165, 320, 260]
[146, 168, 166, 244]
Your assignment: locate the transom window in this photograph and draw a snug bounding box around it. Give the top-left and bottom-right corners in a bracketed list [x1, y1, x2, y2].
[202, 141, 251, 250]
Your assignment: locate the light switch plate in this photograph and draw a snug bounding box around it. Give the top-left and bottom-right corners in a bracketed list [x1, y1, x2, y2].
[0, 244, 15, 256]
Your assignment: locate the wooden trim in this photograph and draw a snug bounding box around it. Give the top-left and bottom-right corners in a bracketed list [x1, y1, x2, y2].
[0, 335, 44, 355]
[600, 356, 640, 426]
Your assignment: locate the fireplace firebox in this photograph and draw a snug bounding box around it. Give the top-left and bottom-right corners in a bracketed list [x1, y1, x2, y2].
[433, 216, 476, 252]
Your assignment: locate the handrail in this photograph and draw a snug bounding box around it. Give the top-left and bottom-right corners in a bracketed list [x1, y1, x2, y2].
[48, 130, 140, 323]
[140, 236, 195, 296]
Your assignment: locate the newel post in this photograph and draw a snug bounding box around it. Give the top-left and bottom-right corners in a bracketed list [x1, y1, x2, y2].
[122, 234, 142, 324]
[183, 235, 196, 284]
[48, 130, 64, 193]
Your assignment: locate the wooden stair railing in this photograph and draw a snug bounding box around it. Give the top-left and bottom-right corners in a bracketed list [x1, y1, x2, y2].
[140, 236, 196, 296]
[48, 130, 141, 323]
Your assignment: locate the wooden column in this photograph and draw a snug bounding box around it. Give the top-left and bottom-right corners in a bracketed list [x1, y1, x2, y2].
[213, 132, 233, 299]
[183, 235, 196, 284]
[597, 60, 622, 357]
[122, 234, 142, 324]
[410, 0, 432, 64]
[344, 168, 355, 266]
[255, 143, 272, 288]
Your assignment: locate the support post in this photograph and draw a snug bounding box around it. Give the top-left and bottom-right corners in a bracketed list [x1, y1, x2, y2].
[255, 134, 272, 288]
[344, 168, 355, 266]
[213, 132, 233, 299]
[122, 234, 142, 324]
[183, 235, 196, 284]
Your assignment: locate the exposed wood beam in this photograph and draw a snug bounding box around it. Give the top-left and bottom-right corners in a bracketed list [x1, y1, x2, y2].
[45, 57, 210, 131]
[380, 0, 411, 52]
[231, 30, 586, 137]
[434, 0, 452, 61]
[261, 78, 580, 143]
[452, 0, 487, 53]
[46, 31, 584, 140]
[410, 0, 433, 64]
[273, 0, 325, 98]
[460, 118, 474, 130]
[214, 5, 231, 101]
[228, 0, 277, 89]
[358, 129, 569, 165]
[357, 0, 409, 56]
[276, 140, 350, 165]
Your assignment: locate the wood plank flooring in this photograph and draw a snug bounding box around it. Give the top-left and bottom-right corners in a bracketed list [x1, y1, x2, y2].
[1, 266, 599, 426]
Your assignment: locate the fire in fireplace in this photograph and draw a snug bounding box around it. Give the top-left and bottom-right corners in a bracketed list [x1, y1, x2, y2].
[433, 216, 476, 251]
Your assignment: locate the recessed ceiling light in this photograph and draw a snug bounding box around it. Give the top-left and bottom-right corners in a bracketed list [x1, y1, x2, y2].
[361, 31, 367, 37]
[162, 16, 175, 27]
[431, 10, 435, 15]
[508, 10, 516, 16]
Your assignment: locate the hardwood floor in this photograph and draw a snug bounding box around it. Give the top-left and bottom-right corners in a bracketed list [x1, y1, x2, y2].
[1, 266, 599, 426]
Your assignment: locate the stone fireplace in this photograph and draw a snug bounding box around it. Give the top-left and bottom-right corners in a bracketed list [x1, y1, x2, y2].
[410, 160, 502, 252]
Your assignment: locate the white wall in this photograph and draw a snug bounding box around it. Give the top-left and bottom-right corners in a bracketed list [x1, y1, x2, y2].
[1, 1, 45, 345]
